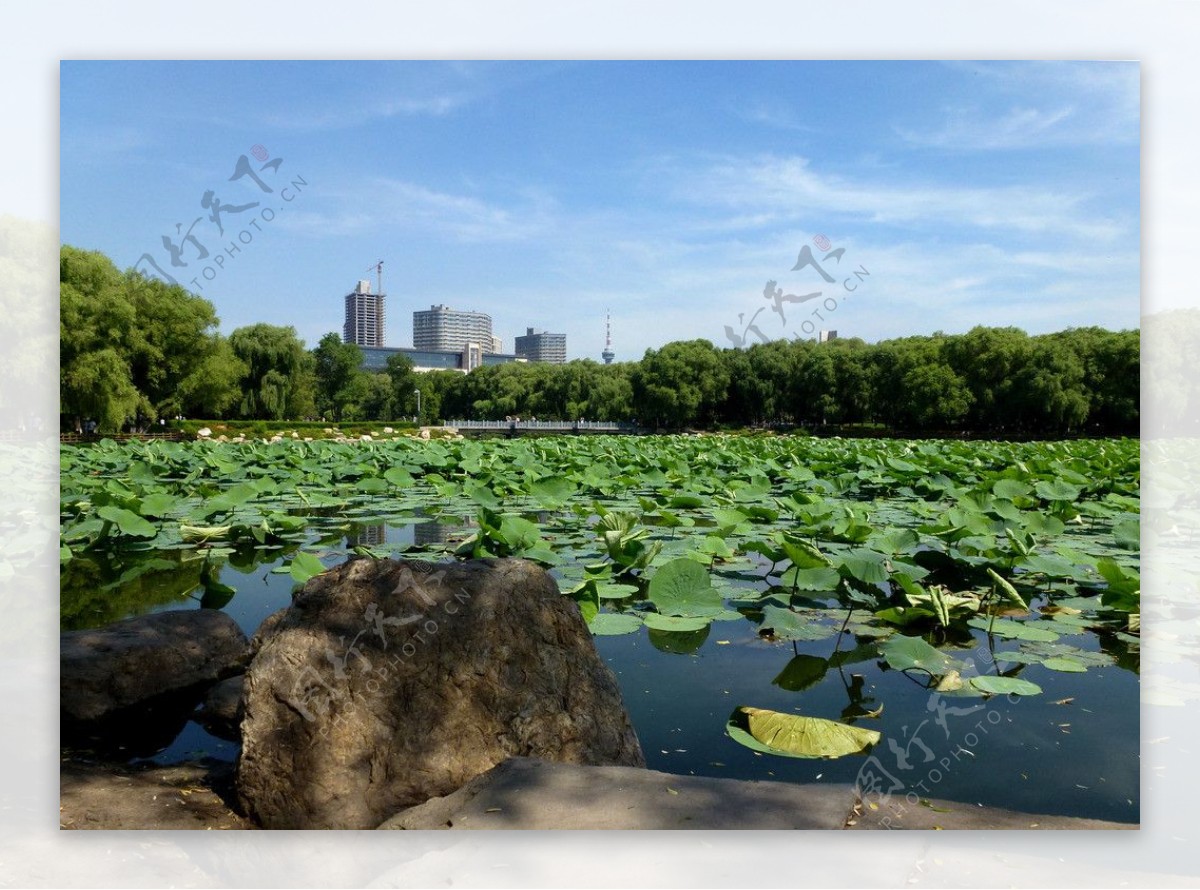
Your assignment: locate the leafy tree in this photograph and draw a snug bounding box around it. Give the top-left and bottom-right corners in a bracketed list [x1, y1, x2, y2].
[228, 324, 317, 420]
[900, 362, 973, 429]
[312, 333, 363, 421]
[62, 348, 145, 434]
[61, 246, 141, 432]
[60, 245, 238, 431]
[417, 370, 464, 423]
[123, 271, 233, 420]
[177, 336, 246, 418]
[792, 347, 838, 425]
[358, 371, 395, 421]
[385, 353, 420, 418]
[633, 340, 729, 428]
[945, 327, 1032, 431]
[826, 338, 874, 425]
[1014, 338, 1090, 433]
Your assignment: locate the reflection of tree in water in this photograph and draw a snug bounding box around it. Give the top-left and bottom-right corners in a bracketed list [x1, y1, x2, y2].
[60, 546, 283, 631]
[60, 553, 205, 631]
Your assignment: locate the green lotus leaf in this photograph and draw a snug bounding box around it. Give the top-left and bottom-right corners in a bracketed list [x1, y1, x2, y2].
[588, 612, 644, 636]
[727, 706, 881, 759]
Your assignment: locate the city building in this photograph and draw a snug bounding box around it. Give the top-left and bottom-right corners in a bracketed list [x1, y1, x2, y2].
[514, 327, 567, 364]
[343, 279, 385, 347]
[491, 334, 503, 354]
[413, 304, 495, 354]
[818, 330, 838, 343]
[359, 344, 525, 374]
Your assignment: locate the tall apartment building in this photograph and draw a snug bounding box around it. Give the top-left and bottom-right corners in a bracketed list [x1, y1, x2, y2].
[343, 280, 386, 347]
[412, 304, 495, 354]
[514, 327, 567, 364]
[818, 329, 838, 343]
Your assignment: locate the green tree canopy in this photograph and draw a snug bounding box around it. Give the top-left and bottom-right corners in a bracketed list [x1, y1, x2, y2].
[60, 245, 240, 431]
[312, 333, 364, 422]
[228, 324, 317, 420]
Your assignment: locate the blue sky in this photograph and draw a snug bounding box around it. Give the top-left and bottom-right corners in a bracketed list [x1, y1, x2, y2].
[60, 60, 1140, 361]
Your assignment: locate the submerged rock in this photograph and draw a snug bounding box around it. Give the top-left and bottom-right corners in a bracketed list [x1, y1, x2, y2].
[237, 557, 644, 829]
[61, 609, 249, 724]
[195, 675, 245, 741]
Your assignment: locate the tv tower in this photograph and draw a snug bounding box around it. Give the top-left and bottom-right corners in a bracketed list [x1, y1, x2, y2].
[601, 310, 615, 364]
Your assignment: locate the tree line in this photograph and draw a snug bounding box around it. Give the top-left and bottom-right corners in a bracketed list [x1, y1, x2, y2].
[61, 245, 1138, 436]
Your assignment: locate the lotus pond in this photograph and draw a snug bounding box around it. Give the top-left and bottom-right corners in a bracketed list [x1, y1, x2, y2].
[60, 433, 1140, 823]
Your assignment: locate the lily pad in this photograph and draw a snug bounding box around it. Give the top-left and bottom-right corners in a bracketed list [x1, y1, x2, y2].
[727, 706, 881, 759]
[138, 492, 179, 518]
[647, 558, 725, 617]
[641, 612, 711, 632]
[758, 604, 836, 641]
[779, 565, 842, 591]
[835, 549, 890, 585]
[880, 636, 961, 675]
[289, 550, 326, 583]
[1041, 656, 1088, 673]
[589, 612, 644, 636]
[97, 505, 157, 538]
[1035, 480, 1083, 502]
[969, 675, 1043, 696]
[597, 583, 640, 600]
[968, 617, 1060, 642]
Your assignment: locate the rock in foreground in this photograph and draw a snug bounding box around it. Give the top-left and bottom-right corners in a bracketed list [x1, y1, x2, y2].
[380, 757, 857, 829]
[61, 609, 249, 723]
[60, 759, 251, 830]
[379, 756, 1139, 831]
[237, 557, 644, 829]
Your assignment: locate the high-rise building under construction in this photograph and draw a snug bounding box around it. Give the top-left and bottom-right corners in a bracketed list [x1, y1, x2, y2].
[343, 279, 386, 347]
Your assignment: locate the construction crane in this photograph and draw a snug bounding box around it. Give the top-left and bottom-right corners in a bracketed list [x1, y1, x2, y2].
[365, 259, 384, 295]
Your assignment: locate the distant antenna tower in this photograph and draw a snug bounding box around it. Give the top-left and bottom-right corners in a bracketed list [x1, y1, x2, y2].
[602, 310, 615, 364]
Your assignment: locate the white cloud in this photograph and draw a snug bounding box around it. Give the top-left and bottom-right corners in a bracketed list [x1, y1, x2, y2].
[371, 179, 554, 243]
[896, 104, 1077, 150]
[670, 153, 1131, 243]
[898, 61, 1139, 150]
[61, 125, 152, 163]
[263, 93, 468, 131]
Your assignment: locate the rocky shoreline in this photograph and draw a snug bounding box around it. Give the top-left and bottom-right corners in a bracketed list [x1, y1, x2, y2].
[60, 556, 1137, 831]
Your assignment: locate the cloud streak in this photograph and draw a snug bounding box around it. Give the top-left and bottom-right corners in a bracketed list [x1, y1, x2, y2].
[897, 61, 1139, 150]
[670, 153, 1132, 243]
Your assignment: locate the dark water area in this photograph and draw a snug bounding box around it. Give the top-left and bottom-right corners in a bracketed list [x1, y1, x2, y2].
[61, 515, 1140, 824]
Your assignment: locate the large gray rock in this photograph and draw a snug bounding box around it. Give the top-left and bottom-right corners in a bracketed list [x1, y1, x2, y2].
[237, 557, 644, 829]
[60, 609, 249, 723]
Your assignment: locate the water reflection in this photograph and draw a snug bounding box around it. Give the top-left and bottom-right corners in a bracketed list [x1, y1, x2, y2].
[60, 552, 204, 631]
[414, 521, 456, 546]
[350, 523, 387, 548]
